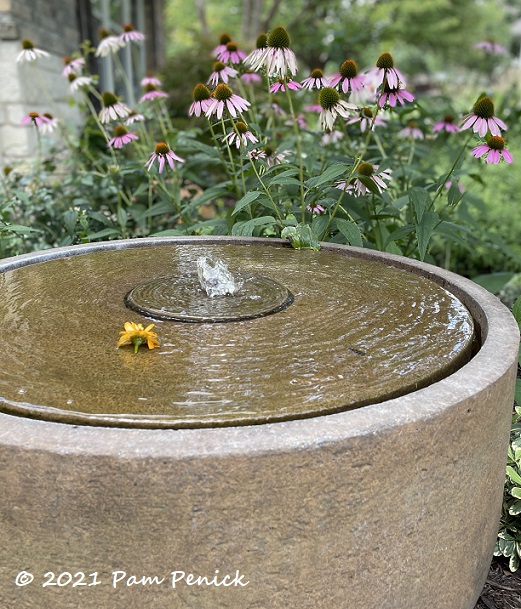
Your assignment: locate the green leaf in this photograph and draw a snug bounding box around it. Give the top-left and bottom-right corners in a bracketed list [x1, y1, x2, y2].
[335, 218, 363, 247]
[231, 191, 262, 216]
[507, 466, 521, 485]
[231, 216, 277, 237]
[510, 488, 521, 499]
[409, 187, 431, 222]
[281, 223, 320, 250]
[150, 229, 185, 236]
[306, 164, 347, 189]
[416, 210, 439, 261]
[472, 272, 515, 294]
[312, 215, 330, 240]
[513, 295, 521, 327]
[86, 228, 121, 240]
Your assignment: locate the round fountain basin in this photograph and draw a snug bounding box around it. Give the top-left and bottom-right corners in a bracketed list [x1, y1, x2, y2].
[0, 237, 518, 609]
[0, 239, 474, 427]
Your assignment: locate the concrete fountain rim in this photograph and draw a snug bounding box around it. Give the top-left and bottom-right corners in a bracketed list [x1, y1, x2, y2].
[0, 236, 518, 459]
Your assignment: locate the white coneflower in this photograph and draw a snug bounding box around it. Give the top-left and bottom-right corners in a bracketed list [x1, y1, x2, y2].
[68, 74, 95, 93]
[222, 121, 258, 148]
[16, 38, 49, 63]
[318, 87, 357, 131]
[243, 33, 267, 69]
[39, 113, 59, 135]
[99, 91, 131, 123]
[95, 28, 125, 57]
[246, 27, 297, 78]
[336, 162, 392, 197]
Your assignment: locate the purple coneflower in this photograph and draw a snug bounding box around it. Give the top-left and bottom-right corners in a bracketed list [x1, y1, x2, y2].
[39, 113, 59, 135]
[16, 39, 49, 63]
[398, 121, 424, 140]
[336, 163, 392, 197]
[189, 83, 212, 117]
[432, 114, 460, 134]
[321, 130, 344, 145]
[304, 102, 322, 114]
[20, 112, 52, 128]
[329, 59, 365, 94]
[471, 136, 513, 164]
[62, 56, 85, 77]
[125, 111, 146, 125]
[139, 85, 169, 103]
[377, 82, 415, 108]
[108, 125, 139, 148]
[141, 74, 162, 88]
[285, 114, 307, 129]
[307, 203, 325, 214]
[99, 91, 131, 123]
[318, 87, 357, 131]
[222, 121, 258, 148]
[269, 78, 302, 93]
[249, 146, 290, 167]
[205, 84, 250, 120]
[346, 107, 387, 132]
[68, 74, 94, 93]
[247, 26, 297, 78]
[145, 142, 185, 173]
[368, 52, 406, 89]
[474, 40, 507, 55]
[95, 28, 125, 57]
[212, 33, 232, 58]
[119, 24, 145, 44]
[217, 41, 246, 65]
[461, 96, 507, 137]
[241, 71, 262, 84]
[301, 68, 329, 90]
[207, 61, 238, 86]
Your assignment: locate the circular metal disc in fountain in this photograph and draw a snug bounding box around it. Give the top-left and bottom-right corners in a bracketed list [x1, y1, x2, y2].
[0, 238, 475, 428]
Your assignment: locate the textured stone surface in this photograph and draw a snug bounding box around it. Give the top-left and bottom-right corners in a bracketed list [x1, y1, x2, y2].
[0, 238, 518, 609]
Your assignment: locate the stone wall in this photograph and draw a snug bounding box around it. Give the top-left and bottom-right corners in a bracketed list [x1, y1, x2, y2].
[0, 0, 82, 163]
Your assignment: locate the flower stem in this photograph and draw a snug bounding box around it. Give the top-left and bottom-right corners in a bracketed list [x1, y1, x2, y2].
[283, 83, 306, 220]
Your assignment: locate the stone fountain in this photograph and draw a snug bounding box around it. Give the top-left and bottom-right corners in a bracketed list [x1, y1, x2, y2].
[0, 236, 518, 609]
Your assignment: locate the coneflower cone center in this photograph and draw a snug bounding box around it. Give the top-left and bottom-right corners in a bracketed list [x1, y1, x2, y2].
[310, 68, 323, 78]
[102, 91, 118, 107]
[407, 121, 419, 128]
[154, 142, 170, 154]
[340, 60, 358, 78]
[444, 114, 455, 123]
[473, 96, 495, 119]
[43, 113, 53, 120]
[214, 84, 233, 101]
[361, 107, 373, 119]
[22, 38, 35, 50]
[487, 136, 505, 150]
[226, 42, 238, 52]
[213, 61, 226, 72]
[235, 121, 248, 134]
[123, 24, 135, 32]
[319, 87, 340, 110]
[193, 83, 211, 101]
[376, 52, 394, 69]
[114, 125, 128, 137]
[268, 26, 291, 49]
[219, 33, 231, 45]
[264, 145, 274, 157]
[256, 33, 267, 49]
[358, 162, 374, 177]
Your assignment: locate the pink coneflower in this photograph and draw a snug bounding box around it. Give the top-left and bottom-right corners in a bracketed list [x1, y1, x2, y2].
[346, 107, 387, 132]
[95, 28, 125, 57]
[241, 71, 262, 84]
[119, 23, 145, 44]
[321, 130, 343, 145]
[432, 114, 460, 134]
[217, 41, 246, 65]
[99, 91, 131, 123]
[307, 203, 325, 214]
[20, 112, 52, 128]
[461, 96, 507, 137]
[368, 51, 406, 89]
[471, 136, 513, 164]
[398, 121, 424, 140]
[207, 61, 238, 86]
[39, 113, 59, 135]
[145, 141, 185, 173]
[125, 111, 146, 125]
[329, 59, 365, 94]
[108, 125, 139, 148]
[249, 145, 290, 167]
[445, 180, 465, 194]
[141, 74, 162, 87]
[212, 33, 232, 58]
[62, 56, 85, 77]
[285, 114, 307, 129]
[301, 68, 329, 90]
[377, 83, 415, 108]
[205, 84, 250, 120]
[189, 83, 212, 117]
[246, 26, 297, 78]
[222, 121, 258, 148]
[68, 74, 94, 93]
[269, 78, 302, 93]
[474, 40, 507, 55]
[318, 87, 357, 131]
[139, 85, 169, 103]
[16, 39, 49, 63]
[305, 102, 322, 114]
[336, 162, 392, 197]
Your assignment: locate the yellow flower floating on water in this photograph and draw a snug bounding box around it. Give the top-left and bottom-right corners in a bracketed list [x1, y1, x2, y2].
[118, 321, 160, 353]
